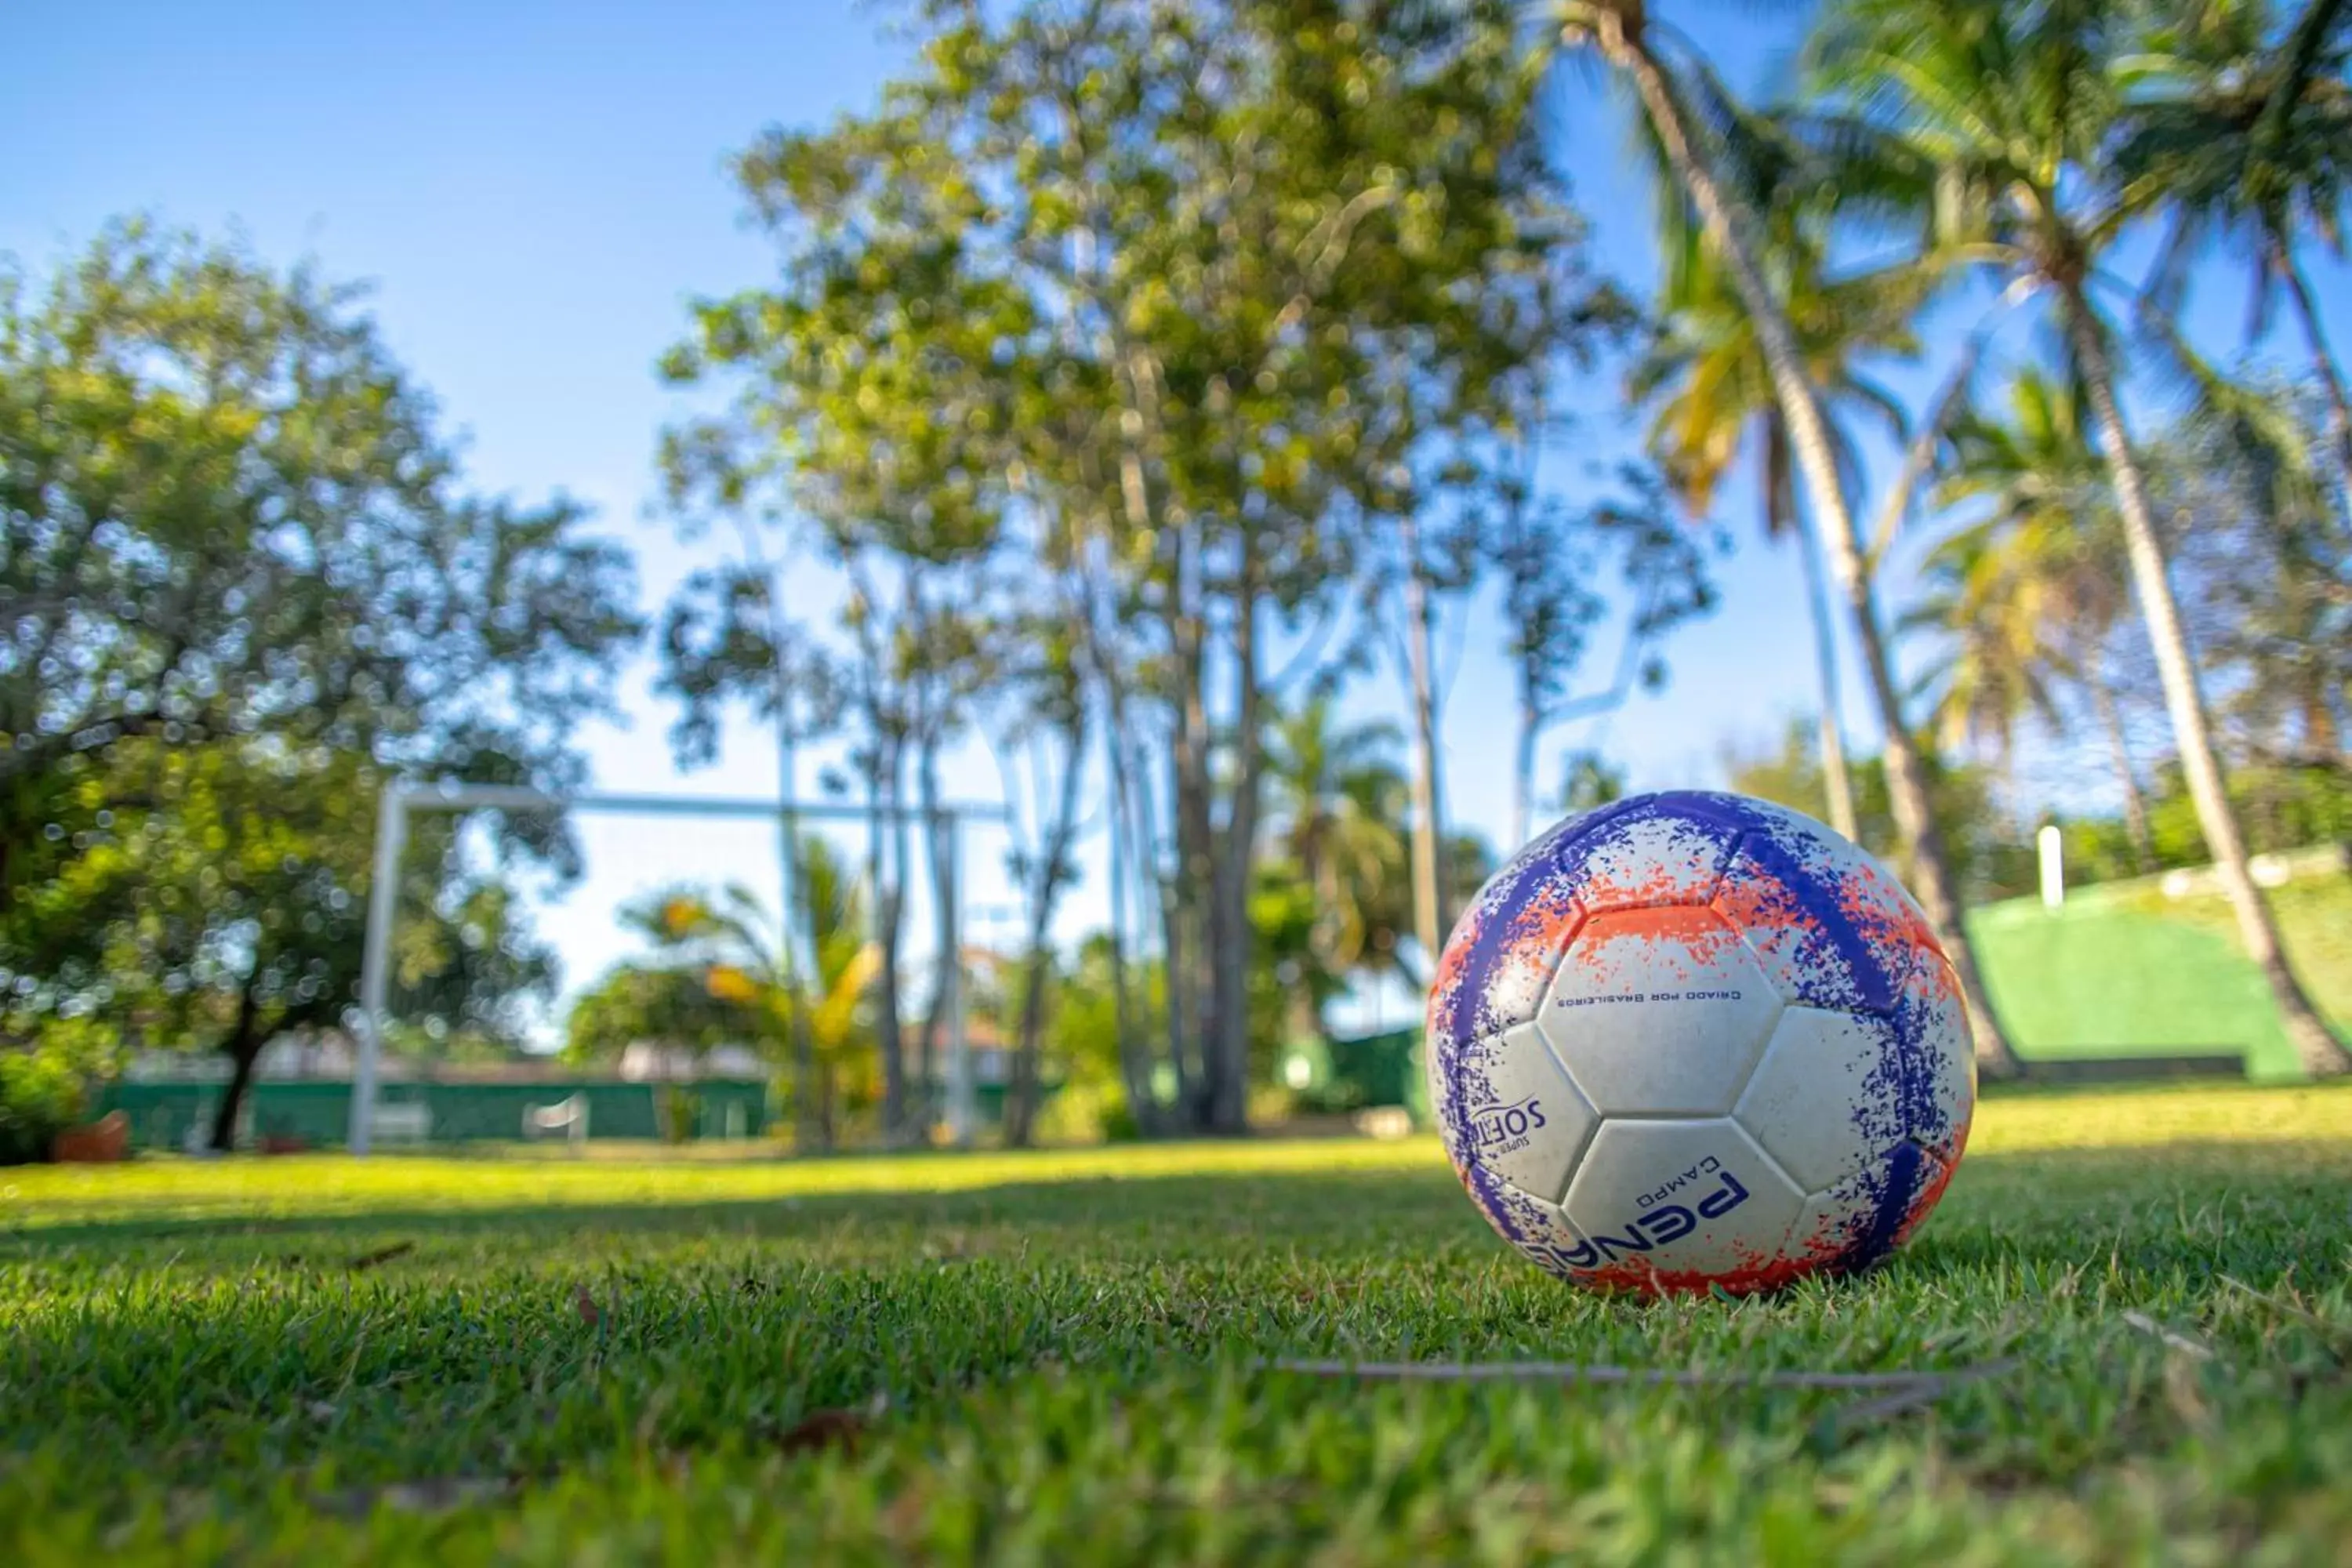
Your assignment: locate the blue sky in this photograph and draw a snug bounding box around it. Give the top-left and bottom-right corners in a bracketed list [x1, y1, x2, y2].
[8, 1, 2344, 1025]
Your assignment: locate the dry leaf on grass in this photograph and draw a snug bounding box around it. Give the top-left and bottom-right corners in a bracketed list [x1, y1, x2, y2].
[314, 1476, 516, 1520]
[2122, 1311, 2216, 1360]
[775, 1409, 866, 1457]
[347, 1242, 416, 1272]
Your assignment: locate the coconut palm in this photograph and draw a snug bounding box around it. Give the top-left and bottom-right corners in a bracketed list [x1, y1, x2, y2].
[625, 837, 883, 1143]
[1911, 372, 2158, 869]
[1550, 0, 2021, 1075]
[1263, 695, 1414, 1036]
[2118, 0, 2352, 477]
[1811, 0, 2350, 1075]
[1634, 158, 1929, 843]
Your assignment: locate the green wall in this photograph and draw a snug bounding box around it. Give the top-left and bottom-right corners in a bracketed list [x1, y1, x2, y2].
[1963, 878, 2350, 1082]
[98, 1080, 771, 1151]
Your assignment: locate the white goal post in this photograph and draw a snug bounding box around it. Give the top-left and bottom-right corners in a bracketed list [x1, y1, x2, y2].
[350, 782, 1002, 1155]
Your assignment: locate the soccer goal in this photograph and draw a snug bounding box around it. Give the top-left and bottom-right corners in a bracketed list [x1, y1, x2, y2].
[349, 782, 1001, 1155]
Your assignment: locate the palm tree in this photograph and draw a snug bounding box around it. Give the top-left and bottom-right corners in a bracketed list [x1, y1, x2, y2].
[1551, 0, 2022, 1076]
[1634, 165, 1929, 844]
[628, 839, 884, 1143]
[2118, 0, 2352, 479]
[1264, 695, 1413, 1038]
[1811, 0, 2350, 1076]
[1912, 372, 2158, 869]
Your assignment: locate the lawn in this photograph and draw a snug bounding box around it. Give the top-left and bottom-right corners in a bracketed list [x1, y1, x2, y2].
[5, 1086, 2351, 1565]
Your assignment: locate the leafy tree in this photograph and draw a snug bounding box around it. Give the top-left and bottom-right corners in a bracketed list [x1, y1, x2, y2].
[669, 0, 1617, 1135]
[0, 223, 638, 1145]
[1810, 0, 2350, 1075]
[7, 739, 560, 1151]
[0, 222, 636, 887]
[564, 964, 745, 1071]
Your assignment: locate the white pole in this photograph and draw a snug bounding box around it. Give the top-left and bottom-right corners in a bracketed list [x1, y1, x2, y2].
[946, 814, 975, 1147]
[350, 784, 408, 1156]
[2038, 822, 2064, 913]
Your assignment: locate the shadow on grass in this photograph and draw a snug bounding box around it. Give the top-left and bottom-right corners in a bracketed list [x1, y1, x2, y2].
[9, 1137, 2349, 1286]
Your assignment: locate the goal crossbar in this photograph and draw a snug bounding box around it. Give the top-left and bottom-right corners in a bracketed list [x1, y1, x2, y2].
[350, 782, 1006, 1155]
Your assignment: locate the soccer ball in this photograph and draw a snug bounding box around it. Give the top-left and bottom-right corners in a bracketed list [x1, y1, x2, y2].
[1426, 790, 1974, 1294]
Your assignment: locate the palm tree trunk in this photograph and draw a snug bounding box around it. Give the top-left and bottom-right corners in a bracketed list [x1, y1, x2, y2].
[1400, 511, 1450, 964]
[1795, 498, 1861, 842]
[2090, 676, 2156, 875]
[1595, 14, 2020, 1077]
[2274, 238, 2352, 488]
[2065, 287, 2349, 1076]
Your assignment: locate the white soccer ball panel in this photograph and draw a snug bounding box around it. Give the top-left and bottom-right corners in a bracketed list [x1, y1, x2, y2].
[1440, 1022, 1599, 1205]
[1541, 906, 1784, 1116]
[1733, 1007, 1896, 1193]
[1557, 1117, 1807, 1287]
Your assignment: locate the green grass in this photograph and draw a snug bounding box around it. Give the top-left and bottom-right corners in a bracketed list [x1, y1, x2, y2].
[1969, 873, 2352, 1079]
[5, 1086, 2352, 1565]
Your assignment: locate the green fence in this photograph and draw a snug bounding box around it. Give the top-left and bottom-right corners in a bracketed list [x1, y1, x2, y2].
[97, 1080, 771, 1151]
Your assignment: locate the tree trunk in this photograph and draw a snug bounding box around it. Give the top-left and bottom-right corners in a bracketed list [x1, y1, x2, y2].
[2275, 238, 2352, 486]
[1598, 15, 2020, 1076]
[2065, 287, 2350, 1076]
[916, 734, 953, 1135]
[866, 742, 909, 1145]
[1126, 719, 1189, 1126]
[2091, 676, 2156, 875]
[1004, 710, 1091, 1146]
[1004, 935, 1054, 1149]
[1399, 514, 1451, 965]
[764, 580, 825, 1155]
[1795, 496, 1860, 842]
[1171, 527, 1216, 1131]
[1102, 691, 1160, 1136]
[1512, 691, 1538, 850]
[1207, 564, 1263, 1134]
[210, 971, 266, 1153]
